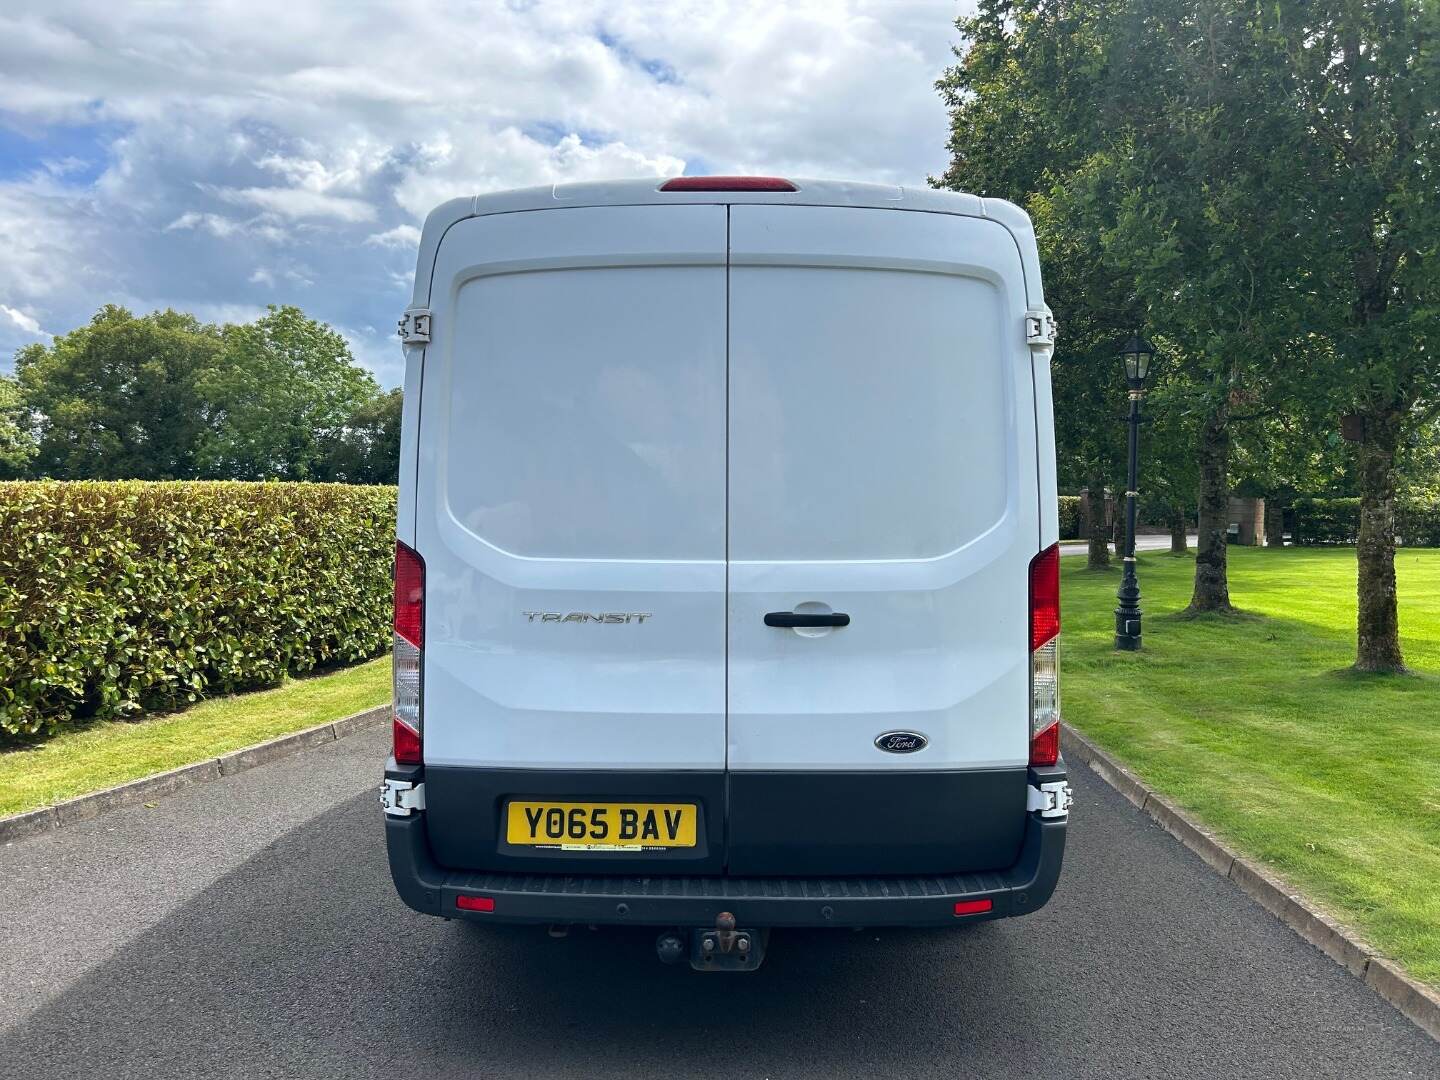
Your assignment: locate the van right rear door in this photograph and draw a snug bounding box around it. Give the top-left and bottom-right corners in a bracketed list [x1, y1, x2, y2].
[724, 204, 1041, 876]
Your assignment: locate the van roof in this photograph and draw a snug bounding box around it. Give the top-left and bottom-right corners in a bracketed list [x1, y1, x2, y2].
[407, 178, 1036, 310]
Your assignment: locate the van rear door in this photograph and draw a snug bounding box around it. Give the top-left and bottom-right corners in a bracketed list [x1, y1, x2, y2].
[724, 205, 1040, 875]
[415, 205, 729, 869]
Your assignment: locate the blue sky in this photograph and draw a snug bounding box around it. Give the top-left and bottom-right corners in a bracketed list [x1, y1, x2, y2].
[0, 1, 964, 387]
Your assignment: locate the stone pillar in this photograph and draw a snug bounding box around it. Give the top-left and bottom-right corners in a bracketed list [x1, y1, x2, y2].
[1078, 487, 1094, 537]
[1227, 496, 1266, 546]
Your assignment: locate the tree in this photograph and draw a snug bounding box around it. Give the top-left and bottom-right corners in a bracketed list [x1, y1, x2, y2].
[322, 387, 403, 484]
[1278, 0, 1440, 672]
[0, 374, 36, 478]
[1139, 367, 1203, 554]
[939, 0, 1317, 614]
[15, 306, 223, 480]
[197, 305, 381, 481]
[937, 0, 1135, 573]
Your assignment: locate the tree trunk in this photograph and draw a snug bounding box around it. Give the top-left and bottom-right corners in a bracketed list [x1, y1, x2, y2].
[1354, 407, 1405, 672]
[1169, 508, 1188, 554]
[1186, 401, 1234, 613]
[1086, 481, 1110, 570]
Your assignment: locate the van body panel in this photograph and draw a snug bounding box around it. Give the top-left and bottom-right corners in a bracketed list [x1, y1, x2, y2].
[1033, 349, 1060, 544]
[726, 206, 1036, 776]
[725, 769, 1027, 875]
[416, 205, 728, 772]
[396, 341, 423, 545]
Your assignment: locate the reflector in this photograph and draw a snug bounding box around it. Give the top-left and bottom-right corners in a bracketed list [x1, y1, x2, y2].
[456, 895, 495, 912]
[1029, 722, 1060, 769]
[393, 717, 422, 766]
[954, 898, 994, 916]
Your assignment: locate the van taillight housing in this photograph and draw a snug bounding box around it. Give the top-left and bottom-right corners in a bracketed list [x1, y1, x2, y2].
[393, 541, 424, 765]
[1028, 543, 1060, 766]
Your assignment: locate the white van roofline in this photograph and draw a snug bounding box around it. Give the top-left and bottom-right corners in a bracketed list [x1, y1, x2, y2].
[406, 179, 1041, 310]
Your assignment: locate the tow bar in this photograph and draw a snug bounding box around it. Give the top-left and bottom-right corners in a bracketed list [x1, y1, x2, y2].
[656, 912, 768, 972]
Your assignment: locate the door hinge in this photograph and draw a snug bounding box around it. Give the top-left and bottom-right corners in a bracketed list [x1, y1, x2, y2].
[381, 778, 426, 817]
[397, 308, 432, 345]
[1027, 780, 1072, 820]
[1024, 308, 1057, 349]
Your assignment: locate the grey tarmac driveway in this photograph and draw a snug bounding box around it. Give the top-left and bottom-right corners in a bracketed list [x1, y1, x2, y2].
[1, 725, 1435, 1079]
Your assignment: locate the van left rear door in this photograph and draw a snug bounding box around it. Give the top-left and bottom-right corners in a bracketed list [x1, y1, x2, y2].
[415, 204, 729, 873]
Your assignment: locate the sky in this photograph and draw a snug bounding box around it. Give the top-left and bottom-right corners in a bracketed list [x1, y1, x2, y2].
[0, 1, 968, 387]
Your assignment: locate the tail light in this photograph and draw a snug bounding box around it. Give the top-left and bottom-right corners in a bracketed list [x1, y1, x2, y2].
[659, 176, 797, 192]
[393, 541, 424, 765]
[1028, 543, 1060, 766]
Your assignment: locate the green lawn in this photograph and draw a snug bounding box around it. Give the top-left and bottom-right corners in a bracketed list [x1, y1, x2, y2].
[0, 655, 391, 817]
[1063, 546, 1440, 987]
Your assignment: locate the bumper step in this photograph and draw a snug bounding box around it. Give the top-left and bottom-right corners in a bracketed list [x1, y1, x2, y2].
[387, 809, 1067, 929]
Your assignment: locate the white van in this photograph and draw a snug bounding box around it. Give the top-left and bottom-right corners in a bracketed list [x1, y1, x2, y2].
[383, 177, 1070, 970]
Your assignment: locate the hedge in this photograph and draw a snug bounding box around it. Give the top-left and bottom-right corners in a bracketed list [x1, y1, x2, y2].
[1058, 495, 1081, 540]
[0, 481, 395, 743]
[1291, 496, 1440, 547]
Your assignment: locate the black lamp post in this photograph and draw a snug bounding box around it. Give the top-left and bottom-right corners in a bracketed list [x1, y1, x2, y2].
[1114, 333, 1156, 651]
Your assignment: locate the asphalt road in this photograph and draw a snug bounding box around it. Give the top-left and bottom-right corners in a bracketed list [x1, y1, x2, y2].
[1, 726, 1434, 1079]
[1059, 533, 1197, 556]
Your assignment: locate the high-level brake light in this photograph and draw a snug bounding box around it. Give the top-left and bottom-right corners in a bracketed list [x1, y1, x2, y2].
[1028, 543, 1061, 766]
[393, 541, 424, 766]
[659, 176, 797, 192]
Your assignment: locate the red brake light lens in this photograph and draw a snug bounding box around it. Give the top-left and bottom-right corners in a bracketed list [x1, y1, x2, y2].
[659, 176, 797, 192]
[1029, 543, 1060, 651]
[394, 541, 424, 648]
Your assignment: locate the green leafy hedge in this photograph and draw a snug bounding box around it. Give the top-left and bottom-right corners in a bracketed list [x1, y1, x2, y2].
[1058, 495, 1081, 540]
[0, 481, 395, 742]
[1291, 496, 1440, 547]
[1291, 497, 1360, 545]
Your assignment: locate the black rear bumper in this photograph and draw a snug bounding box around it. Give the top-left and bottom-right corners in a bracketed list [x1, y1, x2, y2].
[384, 767, 1068, 929]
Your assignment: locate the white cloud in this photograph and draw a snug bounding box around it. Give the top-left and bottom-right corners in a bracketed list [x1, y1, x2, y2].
[0, 1, 967, 384]
[1, 304, 49, 338]
[210, 186, 377, 223]
[166, 211, 242, 237]
[365, 224, 421, 249]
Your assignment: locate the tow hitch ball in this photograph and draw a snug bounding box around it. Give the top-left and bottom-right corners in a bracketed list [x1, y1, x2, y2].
[656, 912, 767, 971]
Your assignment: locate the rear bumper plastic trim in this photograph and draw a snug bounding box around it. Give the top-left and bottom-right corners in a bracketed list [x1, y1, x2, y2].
[386, 770, 1067, 928]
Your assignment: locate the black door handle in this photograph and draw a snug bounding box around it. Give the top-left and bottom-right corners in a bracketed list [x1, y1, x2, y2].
[764, 611, 851, 628]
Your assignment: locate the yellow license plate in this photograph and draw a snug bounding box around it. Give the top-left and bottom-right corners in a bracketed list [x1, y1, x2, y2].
[505, 801, 698, 850]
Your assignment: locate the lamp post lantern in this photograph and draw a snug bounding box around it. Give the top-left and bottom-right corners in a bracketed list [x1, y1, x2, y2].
[1114, 333, 1155, 651]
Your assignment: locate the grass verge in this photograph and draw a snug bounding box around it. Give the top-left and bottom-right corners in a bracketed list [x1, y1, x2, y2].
[1062, 546, 1439, 987]
[0, 655, 391, 818]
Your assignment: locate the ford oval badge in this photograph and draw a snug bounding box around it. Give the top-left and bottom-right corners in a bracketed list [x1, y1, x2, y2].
[875, 731, 928, 754]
